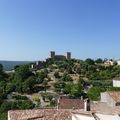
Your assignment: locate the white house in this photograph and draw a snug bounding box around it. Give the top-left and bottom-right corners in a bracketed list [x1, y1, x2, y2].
[95, 113, 120, 120]
[104, 60, 114, 66]
[101, 91, 120, 107]
[116, 59, 120, 65]
[113, 78, 120, 87]
[72, 113, 95, 120]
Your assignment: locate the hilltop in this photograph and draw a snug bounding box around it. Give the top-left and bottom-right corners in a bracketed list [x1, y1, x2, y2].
[0, 57, 120, 119]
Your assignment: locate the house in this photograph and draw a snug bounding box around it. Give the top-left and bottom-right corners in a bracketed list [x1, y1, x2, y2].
[8, 109, 120, 120]
[8, 109, 72, 120]
[113, 78, 120, 87]
[72, 112, 95, 120]
[57, 96, 90, 111]
[116, 59, 120, 65]
[101, 91, 120, 107]
[95, 113, 120, 120]
[8, 109, 94, 120]
[104, 60, 114, 66]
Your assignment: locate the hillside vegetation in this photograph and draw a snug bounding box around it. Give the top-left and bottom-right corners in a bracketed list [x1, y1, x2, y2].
[0, 58, 120, 119]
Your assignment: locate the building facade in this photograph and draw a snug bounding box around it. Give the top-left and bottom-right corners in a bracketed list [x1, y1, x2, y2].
[113, 78, 120, 87]
[49, 51, 71, 60]
[101, 91, 120, 107]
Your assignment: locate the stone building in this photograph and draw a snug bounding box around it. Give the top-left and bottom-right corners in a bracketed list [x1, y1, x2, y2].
[31, 51, 72, 70]
[49, 51, 71, 60]
[31, 61, 46, 70]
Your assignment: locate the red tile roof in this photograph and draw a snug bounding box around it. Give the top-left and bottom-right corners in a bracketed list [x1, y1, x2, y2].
[113, 78, 120, 81]
[108, 92, 120, 103]
[58, 96, 84, 109]
[8, 109, 72, 120]
[90, 102, 120, 114]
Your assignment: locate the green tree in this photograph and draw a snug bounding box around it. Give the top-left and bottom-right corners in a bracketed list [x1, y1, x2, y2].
[70, 84, 82, 97]
[0, 64, 3, 73]
[38, 70, 47, 80]
[54, 81, 65, 92]
[61, 73, 73, 81]
[85, 58, 95, 65]
[63, 83, 82, 98]
[54, 71, 60, 78]
[14, 64, 32, 82]
[22, 76, 36, 93]
[42, 80, 48, 92]
[63, 83, 72, 94]
[87, 87, 101, 101]
[95, 58, 103, 64]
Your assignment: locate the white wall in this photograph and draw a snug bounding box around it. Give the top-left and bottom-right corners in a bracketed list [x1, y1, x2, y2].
[101, 92, 108, 103]
[101, 92, 115, 107]
[117, 61, 120, 65]
[95, 113, 120, 120]
[113, 80, 120, 87]
[8, 111, 10, 120]
[72, 114, 95, 120]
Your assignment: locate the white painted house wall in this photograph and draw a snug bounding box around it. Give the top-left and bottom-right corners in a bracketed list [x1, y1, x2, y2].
[95, 113, 120, 120]
[101, 92, 116, 107]
[72, 114, 95, 120]
[117, 60, 120, 65]
[113, 80, 120, 87]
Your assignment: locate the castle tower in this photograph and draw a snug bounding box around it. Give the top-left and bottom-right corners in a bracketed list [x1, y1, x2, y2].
[66, 52, 71, 59]
[50, 51, 55, 59]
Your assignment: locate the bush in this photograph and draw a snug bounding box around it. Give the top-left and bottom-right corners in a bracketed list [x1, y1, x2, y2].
[61, 73, 73, 81]
[54, 71, 60, 78]
[91, 80, 112, 87]
[32, 95, 40, 102]
[0, 100, 34, 112]
[12, 95, 28, 100]
[63, 83, 83, 98]
[107, 87, 120, 91]
[54, 81, 65, 92]
[87, 87, 105, 101]
[16, 100, 35, 109]
[0, 112, 7, 120]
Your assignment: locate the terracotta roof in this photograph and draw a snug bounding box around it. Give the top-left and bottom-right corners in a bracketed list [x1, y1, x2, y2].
[8, 109, 72, 120]
[113, 78, 120, 81]
[108, 91, 120, 103]
[90, 102, 120, 114]
[58, 97, 84, 109]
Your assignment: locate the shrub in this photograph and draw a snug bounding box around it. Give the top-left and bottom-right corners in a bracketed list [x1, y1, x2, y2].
[12, 95, 28, 100]
[32, 95, 40, 102]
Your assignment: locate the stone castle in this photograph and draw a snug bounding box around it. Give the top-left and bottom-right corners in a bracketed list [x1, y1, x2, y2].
[31, 51, 71, 70]
[49, 51, 71, 60]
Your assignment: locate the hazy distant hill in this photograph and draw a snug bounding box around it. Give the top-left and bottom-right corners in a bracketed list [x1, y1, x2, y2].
[0, 61, 32, 71]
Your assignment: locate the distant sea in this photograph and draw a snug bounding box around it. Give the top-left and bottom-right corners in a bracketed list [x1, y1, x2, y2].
[0, 61, 32, 71]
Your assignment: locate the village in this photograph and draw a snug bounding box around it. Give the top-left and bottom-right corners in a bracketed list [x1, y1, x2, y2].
[7, 52, 120, 120]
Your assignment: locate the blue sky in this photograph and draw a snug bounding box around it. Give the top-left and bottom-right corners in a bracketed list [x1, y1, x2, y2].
[0, 0, 120, 61]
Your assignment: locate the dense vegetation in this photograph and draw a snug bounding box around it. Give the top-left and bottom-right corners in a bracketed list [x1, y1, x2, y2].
[0, 58, 120, 119]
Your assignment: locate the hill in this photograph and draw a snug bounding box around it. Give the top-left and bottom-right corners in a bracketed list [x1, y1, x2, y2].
[0, 61, 32, 71]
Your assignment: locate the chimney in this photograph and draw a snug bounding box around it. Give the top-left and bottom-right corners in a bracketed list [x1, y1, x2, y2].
[36, 61, 39, 66]
[84, 99, 87, 112]
[81, 96, 83, 100]
[31, 64, 34, 69]
[57, 96, 60, 110]
[84, 99, 90, 111]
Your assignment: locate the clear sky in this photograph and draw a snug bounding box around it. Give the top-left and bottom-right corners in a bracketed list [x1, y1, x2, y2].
[0, 0, 120, 61]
